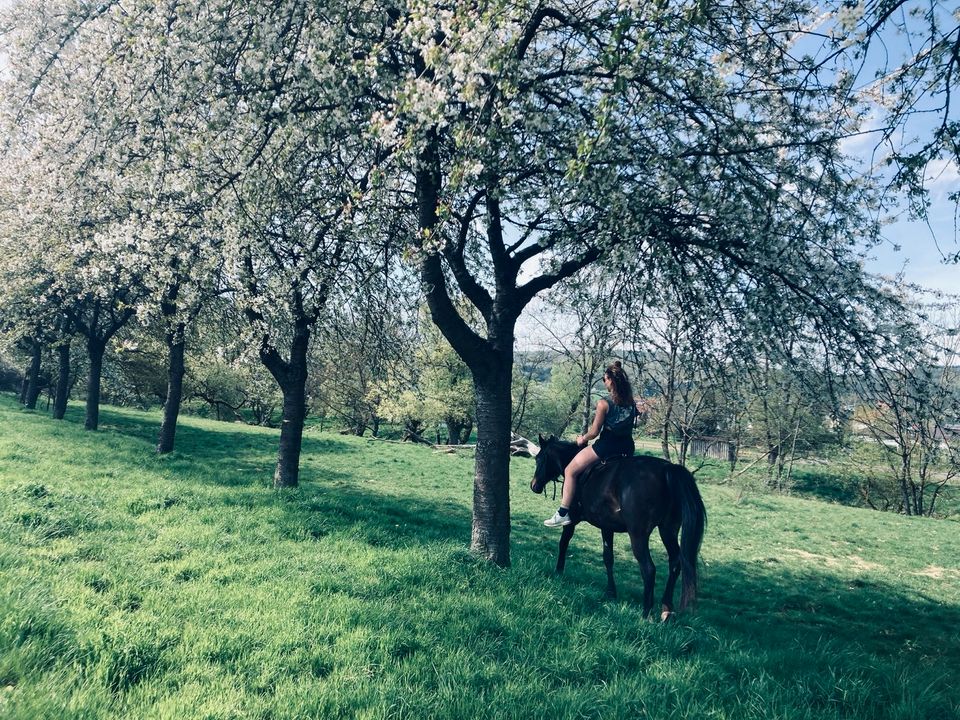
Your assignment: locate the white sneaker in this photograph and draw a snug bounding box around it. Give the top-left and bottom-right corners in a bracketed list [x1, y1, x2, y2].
[544, 510, 572, 527]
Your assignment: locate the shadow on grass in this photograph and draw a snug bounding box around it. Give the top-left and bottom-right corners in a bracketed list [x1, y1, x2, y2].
[516, 521, 960, 680]
[56, 403, 357, 475]
[28, 399, 471, 547]
[269, 480, 473, 548]
[0, 395, 462, 550]
[789, 466, 960, 519]
[700, 559, 960, 663]
[789, 468, 863, 506]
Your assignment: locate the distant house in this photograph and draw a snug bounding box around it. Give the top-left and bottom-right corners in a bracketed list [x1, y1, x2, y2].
[937, 424, 960, 442]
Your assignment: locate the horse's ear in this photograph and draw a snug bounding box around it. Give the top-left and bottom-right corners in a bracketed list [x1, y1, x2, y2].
[538, 434, 545, 445]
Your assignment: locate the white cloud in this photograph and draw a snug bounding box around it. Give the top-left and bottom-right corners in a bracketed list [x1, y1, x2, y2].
[924, 157, 960, 194]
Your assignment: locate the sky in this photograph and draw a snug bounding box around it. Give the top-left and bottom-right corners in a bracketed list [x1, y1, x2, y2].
[859, 138, 959, 296]
[872, 197, 958, 297]
[827, 1, 960, 298]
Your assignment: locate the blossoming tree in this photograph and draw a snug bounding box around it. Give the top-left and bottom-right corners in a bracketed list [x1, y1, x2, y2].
[363, 0, 914, 565]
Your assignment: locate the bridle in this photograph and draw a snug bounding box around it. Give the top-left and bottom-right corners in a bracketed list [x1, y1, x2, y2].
[533, 451, 564, 502]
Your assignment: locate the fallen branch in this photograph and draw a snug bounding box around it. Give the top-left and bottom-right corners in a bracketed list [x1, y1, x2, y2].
[510, 433, 540, 457]
[731, 448, 775, 480]
[368, 432, 539, 457]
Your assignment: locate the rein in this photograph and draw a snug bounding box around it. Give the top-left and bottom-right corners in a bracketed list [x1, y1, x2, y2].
[549, 477, 562, 502]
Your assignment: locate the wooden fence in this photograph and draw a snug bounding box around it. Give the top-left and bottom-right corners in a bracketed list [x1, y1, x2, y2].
[689, 437, 737, 462]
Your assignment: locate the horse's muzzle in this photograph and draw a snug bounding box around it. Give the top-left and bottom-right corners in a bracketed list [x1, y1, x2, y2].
[530, 477, 543, 494]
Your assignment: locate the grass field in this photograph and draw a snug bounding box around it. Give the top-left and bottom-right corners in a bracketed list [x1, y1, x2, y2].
[1, 393, 959, 719]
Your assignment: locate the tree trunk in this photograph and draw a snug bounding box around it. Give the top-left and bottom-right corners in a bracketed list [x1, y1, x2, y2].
[264, 322, 310, 489]
[85, 338, 106, 431]
[660, 400, 673, 462]
[19, 364, 30, 404]
[581, 371, 592, 434]
[157, 323, 186, 454]
[445, 419, 459, 445]
[679, 433, 690, 467]
[52, 339, 71, 420]
[895, 451, 911, 515]
[25, 380, 44, 409]
[768, 443, 780, 466]
[274, 379, 307, 487]
[470, 355, 514, 567]
[24, 339, 43, 409]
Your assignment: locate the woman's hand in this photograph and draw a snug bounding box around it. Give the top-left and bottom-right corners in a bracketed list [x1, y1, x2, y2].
[576, 435, 587, 447]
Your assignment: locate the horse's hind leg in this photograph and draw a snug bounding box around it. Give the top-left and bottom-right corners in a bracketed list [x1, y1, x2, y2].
[628, 531, 656, 618]
[658, 523, 682, 621]
[601, 528, 617, 599]
[555, 524, 575, 574]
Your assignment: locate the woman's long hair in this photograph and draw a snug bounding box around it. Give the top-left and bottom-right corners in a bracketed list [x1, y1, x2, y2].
[604, 361, 635, 407]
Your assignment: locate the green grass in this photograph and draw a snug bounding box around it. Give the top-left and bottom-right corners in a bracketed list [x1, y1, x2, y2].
[1, 393, 958, 719]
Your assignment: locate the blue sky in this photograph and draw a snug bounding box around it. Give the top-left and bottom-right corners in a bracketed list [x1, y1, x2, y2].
[863, 146, 959, 295]
[829, 1, 960, 297]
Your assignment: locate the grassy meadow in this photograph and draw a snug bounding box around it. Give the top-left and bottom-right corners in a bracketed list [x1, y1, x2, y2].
[1, 392, 959, 719]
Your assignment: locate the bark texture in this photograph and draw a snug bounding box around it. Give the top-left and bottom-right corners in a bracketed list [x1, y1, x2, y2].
[471, 362, 514, 566]
[24, 339, 43, 410]
[157, 323, 186, 454]
[260, 318, 310, 488]
[85, 338, 106, 431]
[52, 339, 71, 420]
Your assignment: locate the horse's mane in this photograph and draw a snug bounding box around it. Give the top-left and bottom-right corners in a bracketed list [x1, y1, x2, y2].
[543, 436, 580, 461]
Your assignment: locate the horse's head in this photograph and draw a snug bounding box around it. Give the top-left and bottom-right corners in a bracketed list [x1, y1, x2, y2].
[530, 434, 577, 494]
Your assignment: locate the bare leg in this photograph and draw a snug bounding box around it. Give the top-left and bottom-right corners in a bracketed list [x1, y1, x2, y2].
[561, 445, 599, 509]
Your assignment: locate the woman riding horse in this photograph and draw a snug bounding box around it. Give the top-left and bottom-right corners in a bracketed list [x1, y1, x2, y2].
[531, 438, 706, 617]
[544, 361, 638, 527]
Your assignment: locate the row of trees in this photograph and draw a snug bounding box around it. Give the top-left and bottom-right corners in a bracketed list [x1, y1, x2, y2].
[6, 264, 958, 517]
[1, 1, 958, 563]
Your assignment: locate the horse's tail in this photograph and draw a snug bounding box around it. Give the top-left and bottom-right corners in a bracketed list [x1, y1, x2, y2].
[667, 465, 706, 610]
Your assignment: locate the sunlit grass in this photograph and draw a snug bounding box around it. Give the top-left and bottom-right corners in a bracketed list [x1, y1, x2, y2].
[1, 393, 958, 719]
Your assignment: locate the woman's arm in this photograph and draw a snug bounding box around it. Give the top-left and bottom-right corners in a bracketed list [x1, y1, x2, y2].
[576, 399, 608, 447]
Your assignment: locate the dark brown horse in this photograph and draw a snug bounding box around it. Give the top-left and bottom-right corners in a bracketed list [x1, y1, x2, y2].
[530, 435, 706, 619]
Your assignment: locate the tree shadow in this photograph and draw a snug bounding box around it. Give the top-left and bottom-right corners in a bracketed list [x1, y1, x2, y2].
[46, 401, 471, 545]
[789, 468, 863, 506]
[788, 467, 960, 518]
[517, 518, 960, 673]
[56, 404, 357, 478]
[698, 558, 960, 663]
[268, 480, 473, 548]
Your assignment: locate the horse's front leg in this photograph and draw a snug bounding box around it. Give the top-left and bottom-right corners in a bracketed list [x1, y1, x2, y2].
[555, 523, 575, 574]
[602, 528, 617, 599]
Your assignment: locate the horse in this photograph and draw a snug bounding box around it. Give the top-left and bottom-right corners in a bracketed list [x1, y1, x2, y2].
[530, 435, 707, 620]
